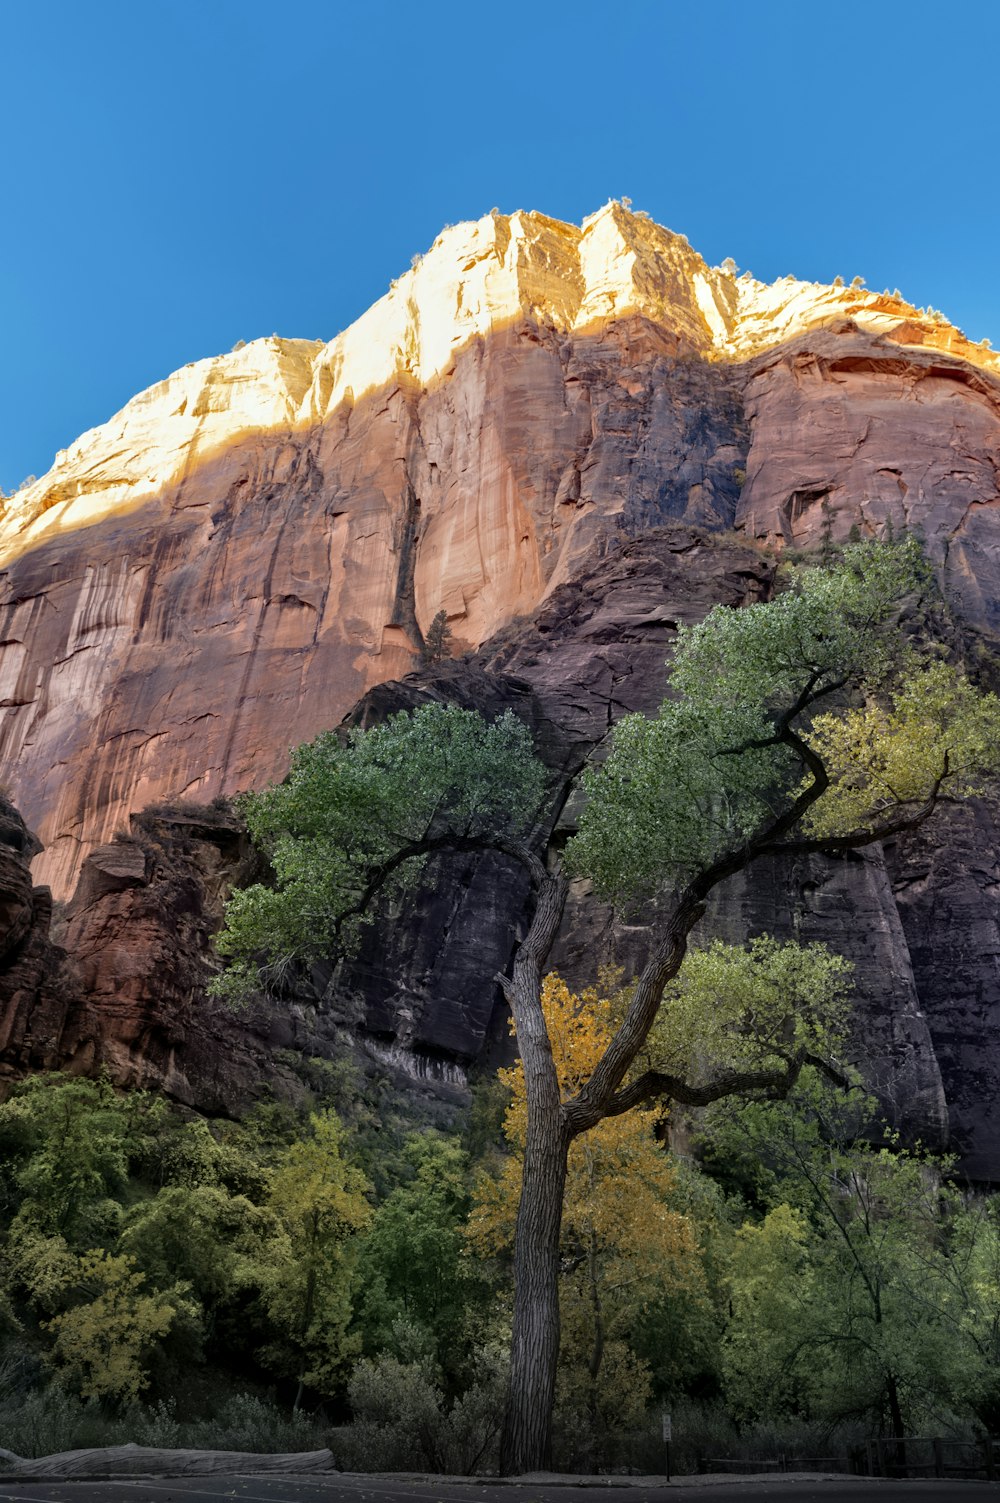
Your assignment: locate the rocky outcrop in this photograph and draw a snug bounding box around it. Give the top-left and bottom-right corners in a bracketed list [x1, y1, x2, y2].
[886, 802, 1000, 1179]
[0, 798, 307, 1114]
[736, 326, 1000, 634]
[0, 799, 78, 1084]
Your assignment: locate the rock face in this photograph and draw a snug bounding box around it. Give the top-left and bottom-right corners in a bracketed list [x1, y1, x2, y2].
[0, 798, 303, 1113]
[2, 203, 998, 899]
[0, 799, 78, 1085]
[0, 204, 998, 1169]
[737, 326, 1000, 634]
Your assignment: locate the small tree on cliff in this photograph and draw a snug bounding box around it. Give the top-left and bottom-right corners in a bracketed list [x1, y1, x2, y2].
[423, 609, 453, 665]
[211, 537, 1000, 1472]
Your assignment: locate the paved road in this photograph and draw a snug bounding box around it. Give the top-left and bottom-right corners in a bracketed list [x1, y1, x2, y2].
[0, 1476, 999, 1503]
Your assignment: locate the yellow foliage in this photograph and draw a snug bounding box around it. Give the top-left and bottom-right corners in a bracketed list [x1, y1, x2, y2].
[805, 661, 1000, 838]
[43, 1250, 192, 1404]
[469, 973, 703, 1353]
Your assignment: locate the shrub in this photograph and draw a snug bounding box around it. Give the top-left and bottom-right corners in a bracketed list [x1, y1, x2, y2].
[340, 1355, 442, 1470]
[338, 1344, 506, 1474]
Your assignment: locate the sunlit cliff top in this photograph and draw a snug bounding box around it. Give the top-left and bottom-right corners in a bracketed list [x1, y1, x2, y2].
[2, 201, 996, 561]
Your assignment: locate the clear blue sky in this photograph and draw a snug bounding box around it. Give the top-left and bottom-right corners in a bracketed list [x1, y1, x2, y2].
[2, 0, 997, 494]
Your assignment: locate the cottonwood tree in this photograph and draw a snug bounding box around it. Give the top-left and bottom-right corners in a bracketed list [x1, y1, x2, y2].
[260, 1111, 372, 1410]
[467, 970, 705, 1450]
[212, 537, 1000, 1472]
[713, 1089, 996, 1437]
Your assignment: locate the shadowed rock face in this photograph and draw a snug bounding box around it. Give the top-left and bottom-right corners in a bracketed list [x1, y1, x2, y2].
[885, 802, 1000, 1179]
[0, 800, 79, 1086]
[0, 799, 306, 1113]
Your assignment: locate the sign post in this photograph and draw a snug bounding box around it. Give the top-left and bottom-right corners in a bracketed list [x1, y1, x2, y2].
[662, 1410, 672, 1482]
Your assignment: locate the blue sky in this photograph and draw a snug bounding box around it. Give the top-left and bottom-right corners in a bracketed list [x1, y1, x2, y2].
[2, 0, 997, 493]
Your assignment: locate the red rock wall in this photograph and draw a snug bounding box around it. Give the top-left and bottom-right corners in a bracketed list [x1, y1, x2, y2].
[0, 321, 746, 898]
[737, 326, 1000, 632]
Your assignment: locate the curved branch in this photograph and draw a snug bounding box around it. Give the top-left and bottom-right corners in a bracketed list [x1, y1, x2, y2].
[760, 762, 954, 860]
[564, 1048, 852, 1135]
[718, 671, 850, 758]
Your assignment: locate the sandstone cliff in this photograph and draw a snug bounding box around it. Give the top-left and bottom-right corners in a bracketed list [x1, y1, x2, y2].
[3, 203, 998, 897]
[1, 204, 999, 1170]
[0, 528, 956, 1158]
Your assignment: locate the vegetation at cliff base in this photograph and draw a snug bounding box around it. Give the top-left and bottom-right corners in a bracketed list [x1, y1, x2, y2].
[5, 1032, 1000, 1470]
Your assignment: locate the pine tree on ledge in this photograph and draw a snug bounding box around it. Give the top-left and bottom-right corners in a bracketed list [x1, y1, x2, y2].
[422, 609, 453, 665]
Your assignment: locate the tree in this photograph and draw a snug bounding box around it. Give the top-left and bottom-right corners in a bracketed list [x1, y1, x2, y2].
[468, 972, 703, 1449]
[712, 1090, 984, 1437]
[354, 1134, 475, 1372]
[258, 1111, 372, 1407]
[120, 1182, 276, 1339]
[43, 1250, 194, 1405]
[213, 538, 1000, 1470]
[209, 702, 546, 1005]
[0, 1076, 150, 1244]
[423, 609, 453, 665]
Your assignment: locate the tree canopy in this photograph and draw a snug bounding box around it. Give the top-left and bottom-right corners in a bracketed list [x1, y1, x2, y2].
[565, 536, 1000, 897]
[211, 702, 547, 1002]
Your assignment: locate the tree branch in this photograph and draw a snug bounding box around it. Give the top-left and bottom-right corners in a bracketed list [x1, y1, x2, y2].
[717, 671, 850, 758]
[564, 1047, 852, 1134]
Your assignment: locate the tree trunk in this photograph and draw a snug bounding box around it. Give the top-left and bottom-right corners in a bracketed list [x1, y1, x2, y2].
[499, 1096, 570, 1474]
[586, 1228, 605, 1384]
[887, 1371, 906, 1441]
[498, 867, 569, 1475]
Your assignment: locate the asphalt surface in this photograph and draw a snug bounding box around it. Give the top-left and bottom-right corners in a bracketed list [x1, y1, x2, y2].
[0, 1477, 998, 1503]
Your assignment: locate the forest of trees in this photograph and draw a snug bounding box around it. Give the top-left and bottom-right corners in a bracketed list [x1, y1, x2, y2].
[4, 1041, 1000, 1472]
[5, 535, 1000, 1473]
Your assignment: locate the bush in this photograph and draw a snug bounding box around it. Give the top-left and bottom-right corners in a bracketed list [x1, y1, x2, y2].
[0, 1388, 95, 1459]
[184, 1393, 321, 1453]
[338, 1345, 506, 1474]
[340, 1355, 442, 1470]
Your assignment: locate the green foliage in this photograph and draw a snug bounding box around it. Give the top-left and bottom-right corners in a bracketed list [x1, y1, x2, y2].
[43, 1250, 195, 1405]
[211, 702, 547, 1001]
[721, 1203, 817, 1421]
[565, 537, 1000, 900]
[803, 660, 1000, 836]
[0, 1078, 377, 1413]
[0, 1076, 154, 1243]
[649, 937, 854, 1083]
[120, 1184, 275, 1316]
[258, 1111, 372, 1396]
[706, 1086, 1000, 1435]
[354, 1134, 477, 1371]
